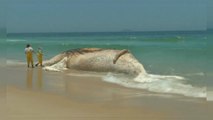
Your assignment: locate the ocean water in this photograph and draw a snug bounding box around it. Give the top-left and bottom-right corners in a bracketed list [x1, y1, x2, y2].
[4, 31, 213, 98]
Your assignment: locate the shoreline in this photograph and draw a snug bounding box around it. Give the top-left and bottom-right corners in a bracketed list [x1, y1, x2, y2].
[2, 66, 211, 119]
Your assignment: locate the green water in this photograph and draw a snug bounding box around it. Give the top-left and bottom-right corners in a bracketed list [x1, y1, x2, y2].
[3, 31, 213, 90]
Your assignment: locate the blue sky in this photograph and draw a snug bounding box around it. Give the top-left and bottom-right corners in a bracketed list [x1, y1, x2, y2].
[5, 0, 212, 33]
[208, 0, 213, 28]
[0, 0, 6, 29]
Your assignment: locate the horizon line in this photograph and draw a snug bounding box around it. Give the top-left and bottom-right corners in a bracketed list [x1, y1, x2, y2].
[7, 29, 213, 35]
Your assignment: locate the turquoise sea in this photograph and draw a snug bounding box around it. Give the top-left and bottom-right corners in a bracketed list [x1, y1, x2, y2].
[2, 31, 213, 98]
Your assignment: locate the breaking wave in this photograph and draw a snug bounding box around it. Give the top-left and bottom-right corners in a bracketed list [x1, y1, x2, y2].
[102, 73, 206, 98]
[7, 39, 27, 42]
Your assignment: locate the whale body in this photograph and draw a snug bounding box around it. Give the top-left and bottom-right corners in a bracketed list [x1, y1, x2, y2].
[42, 48, 146, 76]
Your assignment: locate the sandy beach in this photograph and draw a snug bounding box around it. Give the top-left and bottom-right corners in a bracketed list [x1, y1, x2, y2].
[0, 66, 212, 120]
[3, 0, 213, 119]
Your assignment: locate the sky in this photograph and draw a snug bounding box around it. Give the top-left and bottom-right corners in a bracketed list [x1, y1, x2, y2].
[4, 0, 212, 33]
[208, 0, 213, 28]
[0, 0, 6, 29]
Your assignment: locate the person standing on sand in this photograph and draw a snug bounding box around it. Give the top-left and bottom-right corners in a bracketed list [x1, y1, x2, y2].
[36, 47, 43, 67]
[25, 44, 34, 68]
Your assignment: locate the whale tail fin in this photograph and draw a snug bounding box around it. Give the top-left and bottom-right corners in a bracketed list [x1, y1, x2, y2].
[113, 49, 129, 64]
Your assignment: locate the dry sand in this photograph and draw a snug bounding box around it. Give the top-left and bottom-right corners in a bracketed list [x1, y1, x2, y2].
[0, 66, 212, 120]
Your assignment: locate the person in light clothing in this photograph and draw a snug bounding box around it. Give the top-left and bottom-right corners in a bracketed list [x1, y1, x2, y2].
[25, 44, 34, 68]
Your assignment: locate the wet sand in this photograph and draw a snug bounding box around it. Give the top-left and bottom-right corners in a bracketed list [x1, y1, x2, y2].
[1, 66, 212, 120]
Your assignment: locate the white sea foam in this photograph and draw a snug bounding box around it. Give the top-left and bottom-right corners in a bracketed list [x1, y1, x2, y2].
[6, 60, 25, 66]
[43, 57, 68, 72]
[7, 39, 26, 42]
[207, 91, 213, 101]
[185, 72, 205, 76]
[102, 73, 206, 98]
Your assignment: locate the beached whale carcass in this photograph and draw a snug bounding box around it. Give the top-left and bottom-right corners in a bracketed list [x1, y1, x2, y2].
[41, 48, 146, 76]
